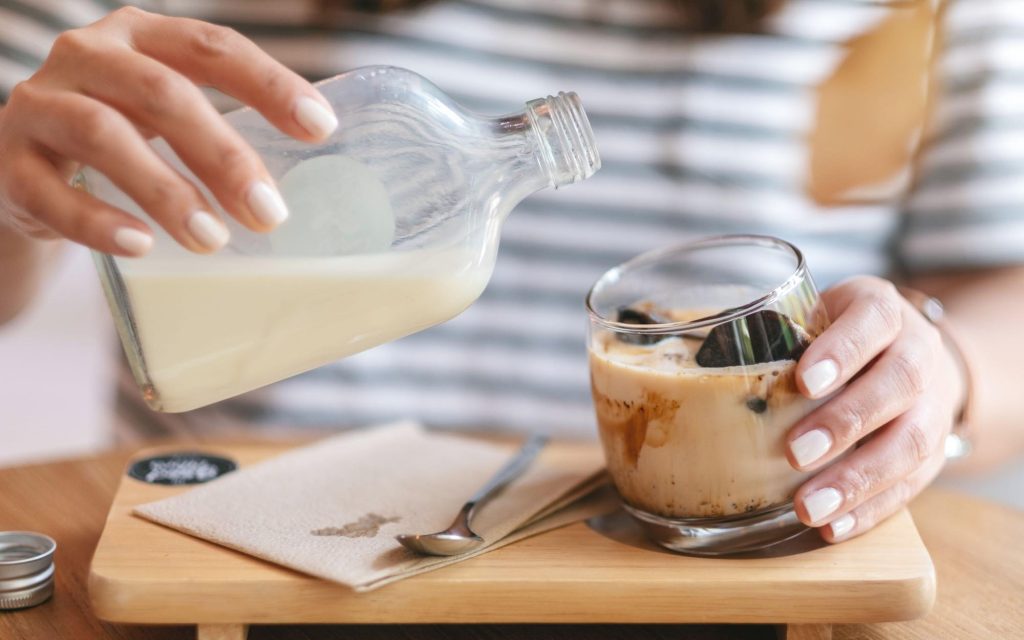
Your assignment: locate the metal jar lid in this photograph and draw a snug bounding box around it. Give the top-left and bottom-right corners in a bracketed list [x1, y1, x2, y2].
[0, 532, 56, 610]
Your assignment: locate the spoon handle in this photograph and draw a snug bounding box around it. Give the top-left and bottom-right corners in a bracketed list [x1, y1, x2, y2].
[465, 433, 549, 513]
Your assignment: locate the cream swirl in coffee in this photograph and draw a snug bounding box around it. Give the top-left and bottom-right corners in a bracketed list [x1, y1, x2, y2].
[590, 308, 823, 519]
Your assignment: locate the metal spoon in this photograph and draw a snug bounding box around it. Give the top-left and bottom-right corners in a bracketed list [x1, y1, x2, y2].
[395, 433, 549, 556]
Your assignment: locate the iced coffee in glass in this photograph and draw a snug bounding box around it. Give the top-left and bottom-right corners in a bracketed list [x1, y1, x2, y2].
[586, 235, 830, 554]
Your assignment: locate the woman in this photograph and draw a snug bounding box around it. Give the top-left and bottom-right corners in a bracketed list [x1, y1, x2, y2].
[0, 0, 1022, 543]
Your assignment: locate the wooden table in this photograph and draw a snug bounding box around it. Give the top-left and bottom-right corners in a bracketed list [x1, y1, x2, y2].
[1, 447, 1022, 640]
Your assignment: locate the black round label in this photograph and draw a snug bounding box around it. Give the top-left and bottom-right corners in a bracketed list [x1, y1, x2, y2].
[127, 452, 237, 485]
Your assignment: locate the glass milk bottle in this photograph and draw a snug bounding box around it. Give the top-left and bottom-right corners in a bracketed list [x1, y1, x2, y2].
[83, 66, 601, 413]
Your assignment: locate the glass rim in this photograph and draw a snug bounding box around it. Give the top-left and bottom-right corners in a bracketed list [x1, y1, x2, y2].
[585, 234, 809, 334]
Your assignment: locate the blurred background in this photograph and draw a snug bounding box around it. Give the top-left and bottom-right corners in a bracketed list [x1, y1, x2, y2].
[0, 246, 115, 464]
[0, 0, 1022, 517]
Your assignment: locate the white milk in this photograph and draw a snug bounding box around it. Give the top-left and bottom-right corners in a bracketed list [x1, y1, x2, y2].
[119, 248, 491, 412]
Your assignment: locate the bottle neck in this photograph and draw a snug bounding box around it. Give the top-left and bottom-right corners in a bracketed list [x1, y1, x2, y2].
[496, 92, 601, 190]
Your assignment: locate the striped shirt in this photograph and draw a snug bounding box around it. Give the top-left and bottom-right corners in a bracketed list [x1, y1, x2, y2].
[2, 0, 1022, 439]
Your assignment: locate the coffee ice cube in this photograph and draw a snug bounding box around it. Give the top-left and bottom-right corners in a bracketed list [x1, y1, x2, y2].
[696, 310, 809, 367]
[614, 307, 669, 345]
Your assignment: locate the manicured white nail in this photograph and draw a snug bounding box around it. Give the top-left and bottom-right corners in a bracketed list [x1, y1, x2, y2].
[294, 96, 338, 138]
[802, 359, 839, 397]
[830, 513, 856, 539]
[247, 181, 289, 226]
[113, 227, 153, 256]
[187, 210, 229, 250]
[804, 487, 843, 524]
[790, 428, 833, 468]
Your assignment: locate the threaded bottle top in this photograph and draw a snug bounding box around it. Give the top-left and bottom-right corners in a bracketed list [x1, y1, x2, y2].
[526, 92, 601, 188]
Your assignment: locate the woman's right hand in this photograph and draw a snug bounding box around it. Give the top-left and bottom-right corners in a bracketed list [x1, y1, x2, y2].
[0, 6, 337, 256]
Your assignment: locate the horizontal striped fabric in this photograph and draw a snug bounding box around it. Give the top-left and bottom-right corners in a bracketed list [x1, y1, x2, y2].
[1, 0, 1022, 438]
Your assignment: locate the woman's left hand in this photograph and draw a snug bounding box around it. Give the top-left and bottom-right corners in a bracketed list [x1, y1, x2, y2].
[787, 276, 963, 542]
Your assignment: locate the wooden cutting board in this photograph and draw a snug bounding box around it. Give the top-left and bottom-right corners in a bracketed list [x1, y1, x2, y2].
[88, 441, 935, 640]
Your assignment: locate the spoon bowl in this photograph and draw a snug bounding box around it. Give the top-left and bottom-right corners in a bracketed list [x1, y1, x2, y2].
[395, 434, 548, 556]
[395, 516, 484, 556]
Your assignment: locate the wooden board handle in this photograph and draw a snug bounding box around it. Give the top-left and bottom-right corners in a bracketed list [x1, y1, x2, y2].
[197, 624, 249, 640]
[779, 623, 833, 640]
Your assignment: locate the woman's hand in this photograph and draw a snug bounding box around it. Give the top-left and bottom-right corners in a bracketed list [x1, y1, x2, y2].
[788, 276, 963, 542]
[0, 7, 337, 256]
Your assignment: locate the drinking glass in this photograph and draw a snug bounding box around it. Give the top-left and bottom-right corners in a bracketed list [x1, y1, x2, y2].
[586, 235, 830, 554]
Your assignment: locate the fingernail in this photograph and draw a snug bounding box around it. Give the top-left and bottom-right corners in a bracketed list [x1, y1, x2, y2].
[247, 181, 289, 226]
[187, 210, 229, 250]
[294, 96, 338, 139]
[790, 428, 833, 468]
[830, 513, 856, 539]
[113, 227, 153, 256]
[804, 487, 843, 524]
[802, 359, 838, 397]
